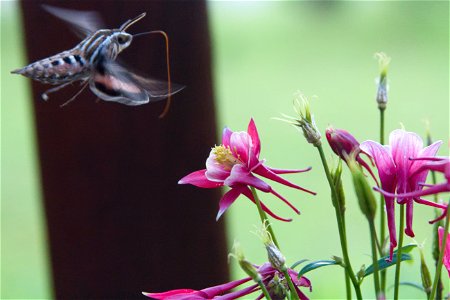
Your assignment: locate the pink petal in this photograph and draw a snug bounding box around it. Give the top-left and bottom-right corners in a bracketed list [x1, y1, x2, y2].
[178, 170, 223, 189]
[202, 277, 252, 298]
[404, 201, 415, 237]
[360, 141, 397, 194]
[384, 197, 397, 261]
[409, 141, 442, 194]
[253, 165, 316, 195]
[266, 166, 312, 174]
[240, 186, 292, 222]
[224, 164, 271, 192]
[142, 289, 207, 300]
[216, 188, 242, 220]
[389, 130, 423, 196]
[222, 127, 233, 147]
[205, 151, 231, 182]
[247, 118, 261, 158]
[214, 284, 258, 300]
[229, 131, 251, 165]
[438, 226, 450, 277]
[270, 188, 300, 214]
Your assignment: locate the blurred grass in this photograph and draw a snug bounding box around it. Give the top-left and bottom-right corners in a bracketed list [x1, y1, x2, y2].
[1, 1, 448, 299]
[208, 1, 448, 299]
[1, 1, 53, 299]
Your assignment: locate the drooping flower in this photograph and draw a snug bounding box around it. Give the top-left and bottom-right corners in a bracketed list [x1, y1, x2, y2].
[325, 127, 378, 185]
[360, 129, 443, 260]
[143, 262, 312, 300]
[438, 226, 450, 277]
[179, 118, 315, 221]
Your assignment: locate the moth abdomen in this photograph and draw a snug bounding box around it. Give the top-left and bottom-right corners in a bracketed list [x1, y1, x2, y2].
[11, 50, 89, 84]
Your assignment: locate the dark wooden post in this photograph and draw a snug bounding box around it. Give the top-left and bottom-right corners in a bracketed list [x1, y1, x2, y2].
[20, 1, 229, 298]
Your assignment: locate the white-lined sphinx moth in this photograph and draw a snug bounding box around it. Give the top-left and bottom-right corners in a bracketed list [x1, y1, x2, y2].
[11, 5, 183, 117]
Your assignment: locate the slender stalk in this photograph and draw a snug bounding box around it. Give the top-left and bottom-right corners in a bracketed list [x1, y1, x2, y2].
[369, 218, 381, 296]
[379, 107, 387, 293]
[257, 280, 273, 300]
[342, 214, 352, 300]
[317, 144, 363, 300]
[250, 187, 280, 249]
[429, 200, 450, 300]
[393, 205, 405, 300]
[282, 268, 300, 300]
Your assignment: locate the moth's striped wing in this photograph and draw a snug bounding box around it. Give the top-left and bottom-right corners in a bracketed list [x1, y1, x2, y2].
[89, 60, 184, 106]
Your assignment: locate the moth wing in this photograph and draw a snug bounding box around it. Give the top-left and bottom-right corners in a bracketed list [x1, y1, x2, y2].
[42, 5, 105, 37]
[89, 60, 184, 106]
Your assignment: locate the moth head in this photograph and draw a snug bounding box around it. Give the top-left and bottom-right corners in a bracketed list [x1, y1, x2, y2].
[114, 32, 133, 51]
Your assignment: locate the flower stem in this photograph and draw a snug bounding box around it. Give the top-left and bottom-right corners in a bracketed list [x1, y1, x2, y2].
[317, 144, 363, 300]
[393, 204, 405, 300]
[379, 107, 387, 293]
[250, 186, 280, 249]
[342, 214, 352, 300]
[369, 218, 381, 296]
[257, 279, 273, 300]
[429, 199, 450, 300]
[282, 268, 300, 300]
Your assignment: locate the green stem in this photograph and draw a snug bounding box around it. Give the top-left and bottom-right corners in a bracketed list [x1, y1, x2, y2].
[250, 187, 280, 249]
[393, 205, 405, 300]
[257, 280, 273, 300]
[342, 214, 352, 300]
[429, 200, 450, 300]
[282, 268, 300, 300]
[317, 144, 363, 300]
[379, 107, 387, 293]
[369, 218, 381, 296]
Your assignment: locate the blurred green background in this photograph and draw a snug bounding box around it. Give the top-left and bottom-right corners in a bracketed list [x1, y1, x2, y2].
[1, 1, 449, 299]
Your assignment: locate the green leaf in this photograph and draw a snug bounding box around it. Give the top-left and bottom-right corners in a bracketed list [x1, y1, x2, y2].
[387, 281, 426, 294]
[393, 243, 417, 254]
[298, 260, 339, 277]
[290, 259, 309, 270]
[364, 253, 412, 277]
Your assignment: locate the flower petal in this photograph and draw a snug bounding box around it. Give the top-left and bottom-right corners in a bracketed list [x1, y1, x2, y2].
[247, 118, 261, 167]
[216, 188, 242, 220]
[205, 151, 230, 182]
[266, 166, 312, 174]
[270, 188, 300, 214]
[404, 201, 415, 237]
[142, 289, 207, 300]
[229, 131, 251, 164]
[384, 197, 397, 261]
[222, 127, 233, 147]
[202, 277, 252, 298]
[253, 165, 316, 195]
[240, 186, 292, 222]
[225, 164, 271, 192]
[178, 170, 223, 188]
[360, 141, 396, 194]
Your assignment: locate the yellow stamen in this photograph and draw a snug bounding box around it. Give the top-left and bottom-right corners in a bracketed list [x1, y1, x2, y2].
[213, 145, 239, 170]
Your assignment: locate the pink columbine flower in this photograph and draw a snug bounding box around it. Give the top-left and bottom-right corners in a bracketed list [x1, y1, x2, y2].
[143, 262, 312, 300]
[179, 118, 315, 222]
[438, 226, 450, 277]
[325, 127, 378, 184]
[360, 129, 443, 260]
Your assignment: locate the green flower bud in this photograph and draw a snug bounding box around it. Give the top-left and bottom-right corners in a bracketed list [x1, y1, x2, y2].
[349, 159, 377, 220]
[230, 242, 261, 282]
[331, 159, 346, 214]
[419, 249, 432, 297]
[374, 52, 391, 110]
[267, 273, 287, 300]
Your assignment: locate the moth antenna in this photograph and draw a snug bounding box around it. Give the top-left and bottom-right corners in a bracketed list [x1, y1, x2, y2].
[120, 12, 146, 32]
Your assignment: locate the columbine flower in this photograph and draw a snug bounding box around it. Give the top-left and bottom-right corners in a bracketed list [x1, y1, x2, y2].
[360, 129, 443, 260]
[143, 262, 312, 300]
[438, 226, 450, 277]
[179, 118, 315, 221]
[325, 127, 378, 184]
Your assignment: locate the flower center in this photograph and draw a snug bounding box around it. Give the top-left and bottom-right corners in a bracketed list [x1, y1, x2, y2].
[213, 145, 240, 170]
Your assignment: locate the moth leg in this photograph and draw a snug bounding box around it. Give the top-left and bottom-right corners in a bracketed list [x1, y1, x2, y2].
[42, 81, 74, 101]
[60, 81, 90, 107]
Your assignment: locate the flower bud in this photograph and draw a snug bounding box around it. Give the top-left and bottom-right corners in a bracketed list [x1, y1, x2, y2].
[374, 52, 390, 110]
[419, 249, 432, 297]
[267, 273, 287, 300]
[256, 222, 286, 272]
[292, 92, 322, 147]
[331, 159, 346, 214]
[349, 159, 377, 220]
[230, 242, 261, 282]
[326, 127, 361, 161]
